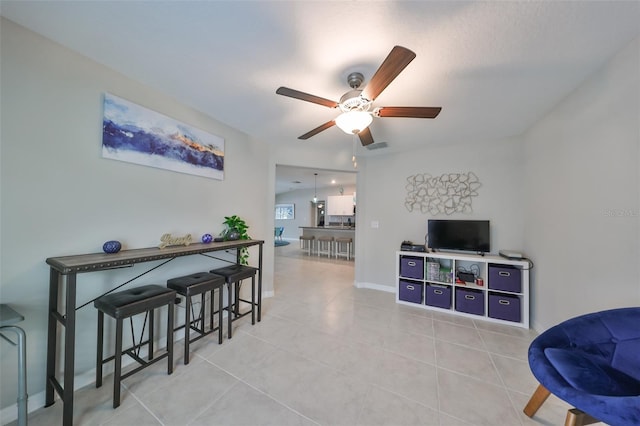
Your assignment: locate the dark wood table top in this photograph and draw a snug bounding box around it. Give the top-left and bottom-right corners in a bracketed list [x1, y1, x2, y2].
[46, 239, 264, 274]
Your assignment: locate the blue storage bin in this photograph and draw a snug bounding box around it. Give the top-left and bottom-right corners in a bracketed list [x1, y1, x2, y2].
[488, 293, 521, 322]
[488, 264, 522, 293]
[455, 288, 484, 316]
[426, 284, 452, 309]
[399, 280, 423, 304]
[400, 256, 424, 280]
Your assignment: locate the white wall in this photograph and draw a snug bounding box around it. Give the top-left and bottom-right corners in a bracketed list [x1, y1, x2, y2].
[523, 37, 640, 330]
[0, 18, 271, 415]
[354, 138, 525, 290]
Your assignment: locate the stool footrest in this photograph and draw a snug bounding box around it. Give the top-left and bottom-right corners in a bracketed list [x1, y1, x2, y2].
[187, 327, 220, 344]
[120, 353, 169, 381]
[223, 304, 252, 320]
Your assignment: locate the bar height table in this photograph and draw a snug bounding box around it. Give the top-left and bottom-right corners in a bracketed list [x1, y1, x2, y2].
[45, 239, 263, 426]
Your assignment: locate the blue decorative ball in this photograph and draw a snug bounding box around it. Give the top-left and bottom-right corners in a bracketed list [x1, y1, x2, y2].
[103, 240, 122, 254]
[201, 233, 213, 243]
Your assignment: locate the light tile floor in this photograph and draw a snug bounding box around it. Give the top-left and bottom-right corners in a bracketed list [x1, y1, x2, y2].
[19, 243, 586, 425]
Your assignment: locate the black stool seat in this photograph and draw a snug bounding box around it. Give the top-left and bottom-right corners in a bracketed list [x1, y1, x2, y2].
[210, 265, 258, 339]
[167, 272, 225, 296]
[167, 272, 226, 364]
[95, 285, 176, 318]
[95, 284, 176, 408]
[211, 264, 258, 282]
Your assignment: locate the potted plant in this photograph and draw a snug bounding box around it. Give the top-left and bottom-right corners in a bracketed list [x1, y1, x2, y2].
[221, 215, 251, 264]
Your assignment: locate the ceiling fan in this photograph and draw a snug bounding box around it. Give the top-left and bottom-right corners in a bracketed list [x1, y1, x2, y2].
[276, 45, 441, 146]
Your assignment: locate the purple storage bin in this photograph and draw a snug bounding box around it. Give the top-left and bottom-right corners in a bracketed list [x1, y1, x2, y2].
[488, 265, 522, 293]
[455, 288, 484, 316]
[426, 284, 452, 309]
[399, 280, 423, 304]
[400, 256, 424, 280]
[488, 293, 521, 322]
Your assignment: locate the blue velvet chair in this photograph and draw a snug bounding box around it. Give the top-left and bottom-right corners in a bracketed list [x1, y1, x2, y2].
[524, 307, 640, 426]
[274, 226, 284, 241]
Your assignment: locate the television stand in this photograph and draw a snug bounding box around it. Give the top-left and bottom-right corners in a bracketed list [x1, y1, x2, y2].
[396, 251, 530, 328]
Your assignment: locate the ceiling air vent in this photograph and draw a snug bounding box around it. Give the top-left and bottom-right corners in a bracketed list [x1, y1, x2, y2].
[365, 142, 388, 150]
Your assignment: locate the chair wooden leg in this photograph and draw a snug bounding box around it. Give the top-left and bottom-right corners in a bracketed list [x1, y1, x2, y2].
[524, 384, 551, 417]
[564, 408, 600, 426]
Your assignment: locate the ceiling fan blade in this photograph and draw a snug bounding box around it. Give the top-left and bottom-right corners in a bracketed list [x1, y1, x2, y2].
[276, 87, 338, 108]
[362, 46, 416, 101]
[299, 120, 336, 140]
[358, 127, 374, 146]
[377, 106, 442, 119]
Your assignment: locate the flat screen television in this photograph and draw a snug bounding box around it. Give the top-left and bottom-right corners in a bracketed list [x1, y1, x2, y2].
[427, 220, 490, 253]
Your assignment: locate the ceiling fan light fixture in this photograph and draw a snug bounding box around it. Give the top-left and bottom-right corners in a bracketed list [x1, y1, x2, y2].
[335, 111, 373, 135]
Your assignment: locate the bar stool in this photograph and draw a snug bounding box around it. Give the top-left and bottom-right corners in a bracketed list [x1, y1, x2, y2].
[335, 237, 353, 260]
[95, 285, 176, 408]
[209, 264, 258, 339]
[0, 304, 27, 426]
[166, 272, 226, 364]
[317, 235, 334, 258]
[299, 235, 314, 255]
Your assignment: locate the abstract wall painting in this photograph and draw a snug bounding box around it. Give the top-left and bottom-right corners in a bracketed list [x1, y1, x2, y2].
[405, 172, 481, 215]
[102, 93, 224, 180]
[275, 204, 295, 220]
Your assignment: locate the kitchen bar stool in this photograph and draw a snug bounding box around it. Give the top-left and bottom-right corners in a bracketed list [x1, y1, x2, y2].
[95, 285, 176, 408]
[317, 235, 334, 258]
[209, 264, 258, 339]
[0, 304, 27, 426]
[299, 235, 314, 255]
[335, 237, 353, 260]
[166, 272, 225, 364]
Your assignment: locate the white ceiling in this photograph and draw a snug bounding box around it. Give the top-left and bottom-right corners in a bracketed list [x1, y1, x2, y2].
[2, 1, 639, 193]
[276, 165, 356, 195]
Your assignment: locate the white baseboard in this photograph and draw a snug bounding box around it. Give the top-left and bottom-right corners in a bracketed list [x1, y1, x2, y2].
[353, 281, 395, 293]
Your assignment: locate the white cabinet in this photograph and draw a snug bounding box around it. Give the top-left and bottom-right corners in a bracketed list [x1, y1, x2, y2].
[396, 251, 530, 328]
[327, 195, 354, 216]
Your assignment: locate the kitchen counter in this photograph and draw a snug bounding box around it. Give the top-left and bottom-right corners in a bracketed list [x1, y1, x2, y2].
[300, 227, 355, 256]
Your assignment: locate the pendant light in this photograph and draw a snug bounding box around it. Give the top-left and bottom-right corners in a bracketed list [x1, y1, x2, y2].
[312, 173, 318, 203]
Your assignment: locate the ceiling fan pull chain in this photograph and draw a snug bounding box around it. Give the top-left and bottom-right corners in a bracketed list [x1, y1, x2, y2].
[352, 135, 358, 169]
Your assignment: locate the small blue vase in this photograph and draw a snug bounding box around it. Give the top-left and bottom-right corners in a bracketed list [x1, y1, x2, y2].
[201, 233, 213, 243]
[103, 240, 122, 254]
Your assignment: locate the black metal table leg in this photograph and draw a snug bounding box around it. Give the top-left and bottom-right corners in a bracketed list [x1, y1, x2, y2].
[258, 243, 263, 321]
[62, 274, 77, 426]
[45, 268, 59, 407]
